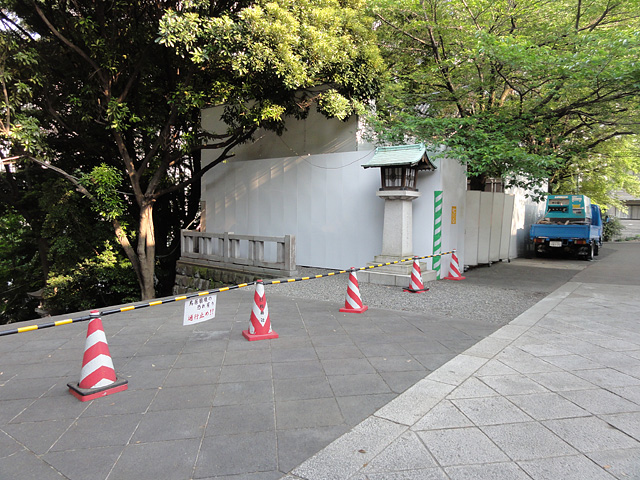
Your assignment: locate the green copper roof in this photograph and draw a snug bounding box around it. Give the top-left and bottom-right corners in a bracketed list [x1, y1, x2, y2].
[362, 143, 436, 169]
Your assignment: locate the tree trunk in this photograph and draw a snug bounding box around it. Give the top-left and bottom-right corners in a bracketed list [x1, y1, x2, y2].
[137, 200, 156, 299]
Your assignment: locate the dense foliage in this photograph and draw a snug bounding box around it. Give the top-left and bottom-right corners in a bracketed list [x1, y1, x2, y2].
[368, 0, 640, 203]
[0, 0, 383, 321]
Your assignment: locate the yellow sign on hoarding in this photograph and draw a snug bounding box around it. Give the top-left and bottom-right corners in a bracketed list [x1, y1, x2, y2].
[451, 206, 457, 224]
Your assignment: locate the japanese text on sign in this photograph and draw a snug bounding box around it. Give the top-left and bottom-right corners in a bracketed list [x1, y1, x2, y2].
[451, 206, 457, 225]
[183, 294, 217, 326]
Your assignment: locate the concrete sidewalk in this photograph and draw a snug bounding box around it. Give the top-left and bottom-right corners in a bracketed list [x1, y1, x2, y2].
[285, 279, 640, 479]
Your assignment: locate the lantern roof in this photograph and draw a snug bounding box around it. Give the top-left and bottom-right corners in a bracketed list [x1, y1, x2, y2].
[362, 143, 437, 170]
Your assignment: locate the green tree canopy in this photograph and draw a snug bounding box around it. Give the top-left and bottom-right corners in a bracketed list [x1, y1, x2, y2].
[369, 0, 640, 203]
[0, 0, 384, 306]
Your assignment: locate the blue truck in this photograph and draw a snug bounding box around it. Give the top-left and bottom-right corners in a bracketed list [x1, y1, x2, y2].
[530, 195, 604, 260]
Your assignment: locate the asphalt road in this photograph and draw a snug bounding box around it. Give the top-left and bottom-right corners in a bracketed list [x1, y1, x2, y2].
[463, 241, 639, 291]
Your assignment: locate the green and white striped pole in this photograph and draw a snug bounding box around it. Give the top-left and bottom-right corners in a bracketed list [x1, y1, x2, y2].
[433, 190, 443, 279]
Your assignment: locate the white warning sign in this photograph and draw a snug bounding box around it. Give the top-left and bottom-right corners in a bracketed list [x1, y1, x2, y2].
[183, 294, 217, 326]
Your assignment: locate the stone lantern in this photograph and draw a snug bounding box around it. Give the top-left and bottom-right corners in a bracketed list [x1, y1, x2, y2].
[362, 144, 436, 284]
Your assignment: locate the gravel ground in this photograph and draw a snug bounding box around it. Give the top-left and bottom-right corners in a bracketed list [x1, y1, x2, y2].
[272, 266, 549, 325]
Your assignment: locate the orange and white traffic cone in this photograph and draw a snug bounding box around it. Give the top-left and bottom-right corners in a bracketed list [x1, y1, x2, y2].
[242, 280, 279, 341]
[339, 268, 368, 313]
[444, 252, 466, 281]
[68, 311, 128, 402]
[404, 258, 429, 293]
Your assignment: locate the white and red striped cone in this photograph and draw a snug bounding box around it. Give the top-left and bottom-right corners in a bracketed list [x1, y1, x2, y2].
[339, 268, 368, 313]
[68, 311, 128, 402]
[444, 252, 466, 281]
[403, 258, 429, 293]
[242, 280, 278, 341]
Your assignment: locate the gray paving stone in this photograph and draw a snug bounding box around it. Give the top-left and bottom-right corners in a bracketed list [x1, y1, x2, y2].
[366, 355, 424, 373]
[587, 447, 640, 479]
[600, 412, 640, 441]
[560, 389, 640, 415]
[327, 373, 392, 397]
[379, 370, 430, 394]
[272, 360, 325, 379]
[321, 358, 376, 376]
[496, 347, 562, 374]
[482, 421, 577, 460]
[148, 384, 216, 411]
[121, 353, 177, 372]
[527, 371, 596, 392]
[357, 342, 408, 357]
[402, 340, 452, 355]
[447, 377, 499, 399]
[82, 388, 158, 416]
[314, 345, 364, 360]
[451, 396, 532, 426]
[543, 417, 640, 452]
[222, 349, 269, 365]
[479, 374, 549, 396]
[517, 343, 572, 357]
[109, 438, 200, 480]
[445, 462, 531, 480]
[207, 402, 275, 435]
[50, 413, 142, 451]
[41, 446, 123, 480]
[361, 430, 437, 473]
[219, 363, 272, 383]
[291, 416, 407, 480]
[275, 377, 334, 402]
[120, 367, 170, 390]
[0, 430, 23, 460]
[276, 425, 350, 473]
[9, 393, 88, 423]
[196, 431, 277, 478]
[276, 398, 344, 430]
[518, 454, 615, 480]
[413, 352, 458, 370]
[212, 380, 274, 406]
[413, 400, 474, 431]
[2, 418, 73, 455]
[0, 448, 67, 480]
[506, 392, 590, 420]
[375, 378, 455, 426]
[0, 398, 31, 425]
[336, 393, 396, 426]
[474, 360, 520, 377]
[418, 427, 509, 466]
[163, 366, 221, 388]
[271, 347, 319, 363]
[425, 354, 488, 386]
[573, 368, 640, 389]
[611, 385, 640, 405]
[537, 354, 602, 371]
[132, 407, 209, 442]
[364, 469, 447, 480]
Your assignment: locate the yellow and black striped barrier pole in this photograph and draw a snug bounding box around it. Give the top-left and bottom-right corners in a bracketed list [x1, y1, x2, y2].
[0, 250, 455, 337]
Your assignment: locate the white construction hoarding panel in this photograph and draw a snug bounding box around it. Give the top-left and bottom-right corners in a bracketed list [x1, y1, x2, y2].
[500, 195, 515, 260]
[489, 193, 505, 262]
[477, 192, 493, 264]
[464, 191, 481, 267]
[204, 151, 383, 270]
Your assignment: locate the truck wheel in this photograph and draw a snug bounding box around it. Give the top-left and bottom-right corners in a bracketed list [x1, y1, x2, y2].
[594, 242, 599, 256]
[585, 241, 594, 261]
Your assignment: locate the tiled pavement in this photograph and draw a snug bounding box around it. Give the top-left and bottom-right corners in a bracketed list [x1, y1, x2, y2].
[0, 287, 501, 480]
[2, 242, 639, 480]
[285, 246, 640, 479]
